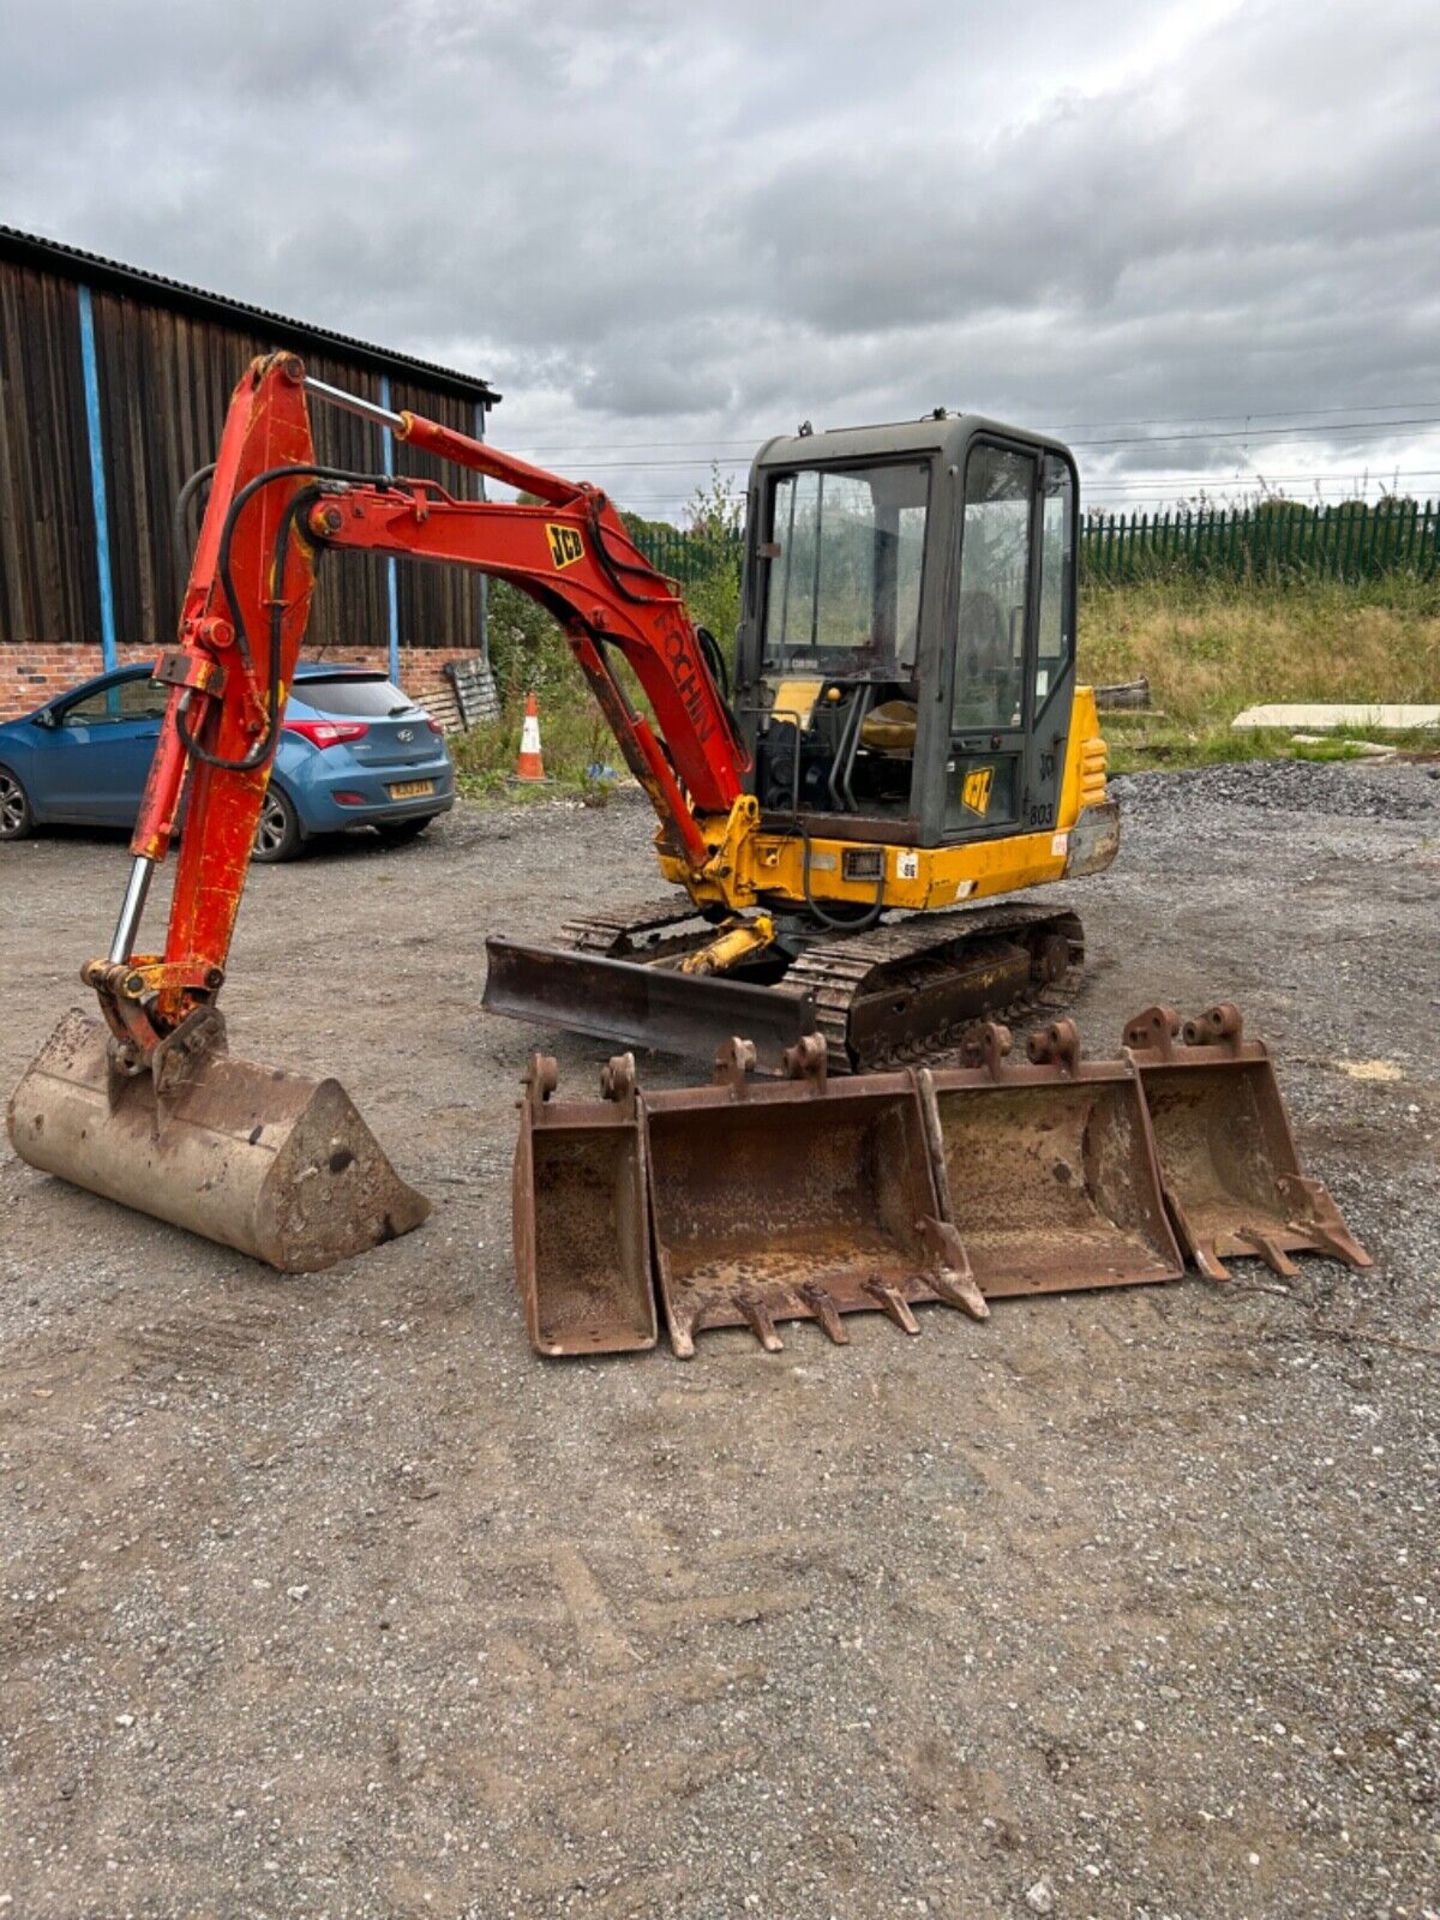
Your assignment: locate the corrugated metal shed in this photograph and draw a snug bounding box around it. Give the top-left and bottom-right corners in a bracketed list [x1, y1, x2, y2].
[0, 225, 498, 668]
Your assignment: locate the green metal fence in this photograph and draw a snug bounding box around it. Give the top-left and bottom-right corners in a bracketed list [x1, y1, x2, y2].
[1081, 499, 1440, 583]
[633, 499, 1440, 589]
[631, 525, 745, 584]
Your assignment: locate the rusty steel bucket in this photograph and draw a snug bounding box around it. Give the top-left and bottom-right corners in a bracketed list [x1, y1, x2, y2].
[642, 1036, 985, 1357]
[1122, 1005, 1371, 1280]
[918, 1021, 1184, 1298]
[513, 1052, 658, 1357]
[7, 1009, 429, 1273]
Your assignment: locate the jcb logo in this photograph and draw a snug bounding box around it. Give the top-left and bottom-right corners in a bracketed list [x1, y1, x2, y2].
[961, 766, 993, 816]
[546, 524, 585, 570]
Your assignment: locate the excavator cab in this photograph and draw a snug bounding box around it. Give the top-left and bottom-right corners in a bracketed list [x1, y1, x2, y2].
[737, 415, 1080, 849]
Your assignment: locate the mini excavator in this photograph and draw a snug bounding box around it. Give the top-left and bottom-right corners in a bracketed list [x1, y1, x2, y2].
[481, 402, 1117, 1070]
[7, 355, 1368, 1350]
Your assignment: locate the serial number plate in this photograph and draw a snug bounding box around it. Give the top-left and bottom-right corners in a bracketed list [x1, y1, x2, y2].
[387, 779, 435, 799]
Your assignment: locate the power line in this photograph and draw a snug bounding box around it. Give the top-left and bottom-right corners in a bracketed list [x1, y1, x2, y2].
[500, 399, 1440, 459]
[1071, 417, 1440, 450]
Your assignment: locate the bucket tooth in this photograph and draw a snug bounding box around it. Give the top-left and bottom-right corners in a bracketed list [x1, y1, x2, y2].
[1122, 1006, 1372, 1279]
[1236, 1227, 1300, 1277]
[863, 1278, 922, 1334]
[919, 1027, 1184, 1300]
[914, 1214, 989, 1320]
[512, 1053, 658, 1357]
[799, 1284, 849, 1345]
[7, 1009, 428, 1273]
[738, 1291, 784, 1352]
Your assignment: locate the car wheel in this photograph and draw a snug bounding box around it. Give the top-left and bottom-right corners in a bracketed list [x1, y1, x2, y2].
[0, 766, 34, 840]
[252, 784, 302, 863]
[373, 815, 437, 846]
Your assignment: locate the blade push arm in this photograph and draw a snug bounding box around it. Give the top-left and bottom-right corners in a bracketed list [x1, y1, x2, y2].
[88, 354, 747, 1061]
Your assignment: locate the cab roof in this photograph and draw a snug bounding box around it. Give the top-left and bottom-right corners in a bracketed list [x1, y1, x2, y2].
[750, 412, 1077, 475]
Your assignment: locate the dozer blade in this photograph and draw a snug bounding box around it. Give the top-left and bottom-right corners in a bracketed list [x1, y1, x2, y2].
[513, 1052, 658, 1356]
[1122, 1004, 1372, 1281]
[483, 935, 817, 1074]
[919, 1021, 1184, 1297]
[642, 1035, 986, 1357]
[6, 1009, 428, 1274]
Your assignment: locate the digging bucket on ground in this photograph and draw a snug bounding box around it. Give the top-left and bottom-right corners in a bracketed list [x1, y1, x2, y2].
[918, 1021, 1184, 1298]
[1121, 1004, 1371, 1280]
[642, 1035, 985, 1358]
[7, 1009, 429, 1273]
[513, 1052, 657, 1356]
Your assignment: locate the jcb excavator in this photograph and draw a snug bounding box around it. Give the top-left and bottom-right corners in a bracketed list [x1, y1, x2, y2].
[7, 354, 1368, 1353]
[482, 405, 1117, 1070]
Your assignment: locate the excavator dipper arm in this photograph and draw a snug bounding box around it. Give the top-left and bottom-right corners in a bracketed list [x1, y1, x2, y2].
[93, 353, 746, 1059]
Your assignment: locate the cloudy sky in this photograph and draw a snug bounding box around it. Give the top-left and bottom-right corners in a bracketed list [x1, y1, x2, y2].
[3, 0, 1439, 520]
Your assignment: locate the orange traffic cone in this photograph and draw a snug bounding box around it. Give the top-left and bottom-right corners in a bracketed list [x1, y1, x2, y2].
[516, 690, 546, 782]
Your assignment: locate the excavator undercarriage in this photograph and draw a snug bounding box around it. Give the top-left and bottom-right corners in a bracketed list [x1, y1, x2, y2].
[485, 897, 1084, 1073]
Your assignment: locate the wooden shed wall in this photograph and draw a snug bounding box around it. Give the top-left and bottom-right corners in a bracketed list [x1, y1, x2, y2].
[0, 263, 102, 649]
[0, 258, 488, 658]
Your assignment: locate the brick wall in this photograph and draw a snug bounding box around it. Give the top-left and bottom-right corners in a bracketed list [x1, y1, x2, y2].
[0, 644, 485, 722]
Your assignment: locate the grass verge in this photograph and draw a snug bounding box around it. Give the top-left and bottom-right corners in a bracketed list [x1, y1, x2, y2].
[449, 571, 1440, 795]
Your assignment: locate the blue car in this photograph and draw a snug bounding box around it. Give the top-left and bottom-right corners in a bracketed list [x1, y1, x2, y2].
[0, 661, 455, 861]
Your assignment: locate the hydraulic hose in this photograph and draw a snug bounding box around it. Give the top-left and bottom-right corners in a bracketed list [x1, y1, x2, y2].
[798, 818, 887, 933]
[175, 462, 397, 774]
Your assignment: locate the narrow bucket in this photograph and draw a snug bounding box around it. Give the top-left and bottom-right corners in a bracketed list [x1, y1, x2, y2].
[919, 1022, 1184, 1297]
[1122, 1005, 1371, 1279]
[7, 1009, 429, 1273]
[643, 1037, 984, 1357]
[513, 1053, 657, 1356]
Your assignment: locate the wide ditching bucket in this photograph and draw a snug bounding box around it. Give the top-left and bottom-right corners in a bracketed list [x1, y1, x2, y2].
[919, 1021, 1184, 1298]
[641, 1036, 985, 1357]
[512, 1052, 657, 1357]
[1122, 1004, 1371, 1280]
[7, 1009, 429, 1274]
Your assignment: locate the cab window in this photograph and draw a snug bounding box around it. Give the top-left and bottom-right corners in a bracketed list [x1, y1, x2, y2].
[764, 462, 929, 676]
[1034, 455, 1075, 716]
[952, 446, 1034, 731]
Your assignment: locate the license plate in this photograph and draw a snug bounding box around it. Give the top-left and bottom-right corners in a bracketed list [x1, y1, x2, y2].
[387, 779, 435, 799]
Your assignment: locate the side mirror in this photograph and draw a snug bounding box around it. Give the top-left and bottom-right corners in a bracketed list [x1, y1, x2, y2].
[33, 706, 59, 730]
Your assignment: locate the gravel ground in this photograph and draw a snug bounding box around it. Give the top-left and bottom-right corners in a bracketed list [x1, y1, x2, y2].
[1, 763, 1437, 1920]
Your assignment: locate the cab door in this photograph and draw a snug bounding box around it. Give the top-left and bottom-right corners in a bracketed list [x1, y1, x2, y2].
[942, 443, 1076, 842]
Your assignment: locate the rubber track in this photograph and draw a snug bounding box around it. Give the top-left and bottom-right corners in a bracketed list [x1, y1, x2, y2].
[561, 899, 704, 958]
[779, 902, 1085, 1071]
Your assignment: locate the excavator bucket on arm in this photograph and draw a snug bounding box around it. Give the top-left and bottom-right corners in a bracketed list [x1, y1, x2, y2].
[640, 1036, 985, 1357]
[512, 1052, 657, 1356]
[8, 1009, 427, 1272]
[7, 354, 430, 1276]
[1121, 1005, 1371, 1280]
[918, 1021, 1184, 1298]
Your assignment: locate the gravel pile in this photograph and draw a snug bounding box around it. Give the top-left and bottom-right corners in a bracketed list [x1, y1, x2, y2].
[1110, 757, 1440, 822]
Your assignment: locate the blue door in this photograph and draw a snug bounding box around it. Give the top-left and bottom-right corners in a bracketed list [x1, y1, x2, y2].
[41, 669, 168, 825]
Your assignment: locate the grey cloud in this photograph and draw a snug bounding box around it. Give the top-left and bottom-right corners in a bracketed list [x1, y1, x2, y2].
[1, 0, 1437, 514]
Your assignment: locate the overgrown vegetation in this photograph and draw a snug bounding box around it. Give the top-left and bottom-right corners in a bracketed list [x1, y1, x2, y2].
[1079, 571, 1440, 769]
[451, 509, 1440, 797]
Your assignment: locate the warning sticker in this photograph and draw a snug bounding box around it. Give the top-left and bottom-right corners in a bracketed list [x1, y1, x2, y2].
[896, 851, 920, 881]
